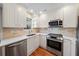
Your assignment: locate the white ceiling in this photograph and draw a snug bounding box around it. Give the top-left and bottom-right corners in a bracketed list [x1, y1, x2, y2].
[0, 3, 78, 14]
[20, 3, 77, 14]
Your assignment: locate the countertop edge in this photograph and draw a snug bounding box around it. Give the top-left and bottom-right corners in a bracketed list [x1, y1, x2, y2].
[0, 33, 77, 47]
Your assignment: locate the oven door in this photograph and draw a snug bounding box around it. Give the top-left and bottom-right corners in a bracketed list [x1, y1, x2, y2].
[47, 39, 61, 51]
[47, 39, 63, 56]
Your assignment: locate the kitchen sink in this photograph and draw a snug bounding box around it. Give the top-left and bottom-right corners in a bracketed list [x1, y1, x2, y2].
[27, 34, 35, 36]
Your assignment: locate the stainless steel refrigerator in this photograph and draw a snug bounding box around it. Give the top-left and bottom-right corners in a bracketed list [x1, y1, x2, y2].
[0, 6, 3, 56]
[76, 16, 79, 56]
[0, 7, 2, 42]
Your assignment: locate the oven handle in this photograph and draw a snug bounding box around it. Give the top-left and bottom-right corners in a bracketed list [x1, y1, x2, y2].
[47, 38, 63, 43]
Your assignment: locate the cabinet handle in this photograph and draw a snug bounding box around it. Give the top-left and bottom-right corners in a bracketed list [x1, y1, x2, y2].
[8, 42, 24, 47]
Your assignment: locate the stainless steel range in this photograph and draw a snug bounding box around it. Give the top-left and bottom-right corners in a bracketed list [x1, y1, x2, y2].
[46, 33, 63, 56]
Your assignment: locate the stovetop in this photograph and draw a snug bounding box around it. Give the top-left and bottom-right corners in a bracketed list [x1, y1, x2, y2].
[47, 33, 63, 41]
[48, 33, 63, 37]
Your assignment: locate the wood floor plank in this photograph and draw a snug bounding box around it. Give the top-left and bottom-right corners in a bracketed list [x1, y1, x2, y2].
[31, 48, 56, 56]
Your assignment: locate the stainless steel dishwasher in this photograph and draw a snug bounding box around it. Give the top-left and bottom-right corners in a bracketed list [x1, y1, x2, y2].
[5, 40, 27, 56]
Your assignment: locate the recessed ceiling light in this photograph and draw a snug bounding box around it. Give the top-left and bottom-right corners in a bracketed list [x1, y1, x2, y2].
[30, 9, 33, 13]
[18, 7, 22, 11]
[40, 11, 43, 14]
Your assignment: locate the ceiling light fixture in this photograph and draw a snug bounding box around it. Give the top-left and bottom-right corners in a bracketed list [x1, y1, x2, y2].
[40, 11, 43, 14]
[30, 9, 33, 13]
[18, 7, 22, 11]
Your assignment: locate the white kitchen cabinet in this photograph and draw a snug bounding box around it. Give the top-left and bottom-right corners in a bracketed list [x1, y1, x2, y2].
[3, 4, 15, 27]
[39, 35, 47, 49]
[63, 5, 78, 28]
[3, 4, 26, 27]
[27, 36, 34, 56]
[63, 39, 71, 56]
[63, 38, 76, 56]
[14, 5, 26, 27]
[38, 14, 49, 28]
[50, 5, 77, 28]
[32, 14, 49, 28]
[34, 35, 40, 49]
[27, 35, 39, 56]
[54, 8, 64, 20]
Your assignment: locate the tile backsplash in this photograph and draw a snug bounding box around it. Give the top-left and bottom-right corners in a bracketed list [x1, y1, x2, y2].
[3, 28, 26, 39]
[3, 28, 40, 39]
[39, 28, 76, 38]
[62, 28, 76, 37]
[3, 27, 76, 39]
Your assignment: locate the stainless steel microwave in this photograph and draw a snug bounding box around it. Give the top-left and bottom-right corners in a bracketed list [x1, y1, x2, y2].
[49, 19, 62, 27]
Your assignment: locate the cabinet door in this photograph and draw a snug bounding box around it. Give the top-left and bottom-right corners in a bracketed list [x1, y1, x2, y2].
[63, 39, 71, 56]
[3, 4, 26, 27]
[34, 35, 39, 49]
[39, 14, 48, 28]
[54, 8, 64, 20]
[63, 5, 77, 28]
[27, 37, 35, 56]
[3, 4, 16, 27]
[27, 35, 39, 56]
[40, 35, 47, 49]
[27, 38, 32, 56]
[14, 5, 26, 27]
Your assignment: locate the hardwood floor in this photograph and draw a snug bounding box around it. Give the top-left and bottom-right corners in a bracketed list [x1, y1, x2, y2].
[31, 47, 56, 56]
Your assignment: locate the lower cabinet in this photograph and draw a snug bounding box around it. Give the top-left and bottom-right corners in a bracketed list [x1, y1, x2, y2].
[34, 35, 40, 49]
[63, 39, 71, 56]
[27, 35, 39, 56]
[39, 35, 47, 49]
[0, 34, 47, 56]
[63, 38, 76, 56]
[4, 35, 39, 56]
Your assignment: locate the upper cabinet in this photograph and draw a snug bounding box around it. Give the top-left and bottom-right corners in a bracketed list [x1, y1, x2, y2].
[2, 4, 38, 28]
[54, 8, 64, 20]
[3, 4, 78, 28]
[63, 5, 78, 28]
[50, 5, 78, 28]
[39, 14, 49, 28]
[32, 14, 49, 28]
[3, 4, 15, 27]
[3, 4, 27, 28]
